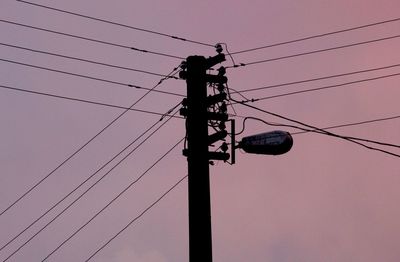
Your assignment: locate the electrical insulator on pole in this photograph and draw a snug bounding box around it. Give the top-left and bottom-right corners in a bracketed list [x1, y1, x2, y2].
[180, 42, 294, 262]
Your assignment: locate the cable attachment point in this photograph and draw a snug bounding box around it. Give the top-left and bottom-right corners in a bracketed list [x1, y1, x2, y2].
[180, 61, 187, 70]
[218, 66, 226, 76]
[215, 44, 223, 54]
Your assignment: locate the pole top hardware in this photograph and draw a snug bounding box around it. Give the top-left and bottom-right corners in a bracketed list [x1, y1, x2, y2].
[215, 44, 223, 54]
[205, 53, 226, 69]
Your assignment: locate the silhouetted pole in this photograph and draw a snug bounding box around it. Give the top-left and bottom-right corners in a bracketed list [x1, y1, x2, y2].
[185, 56, 213, 262]
[181, 50, 293, 262]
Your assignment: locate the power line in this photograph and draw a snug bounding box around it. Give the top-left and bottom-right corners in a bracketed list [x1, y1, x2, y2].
[0, 58, 185, 97]
[16, 0, 214, 48]
[293, 115, 400, 135]
[232, 63, 400, 94]
[0, 42, 180, 78]
[1, 107, 181, 260]
[40, 137, 185, 261]
[235, 102, 400, 158]
[0, 19, 184, 60]
[227, 34, 400, 68]
[238, 71, 400, 103]
[85, 174, 188, 262]
[239, 116, 400, 149]
[231, 17, 400, 55]
[0, 65, 181, 218]
[236, 115, 400, 136]
[0, 84, 183, 119]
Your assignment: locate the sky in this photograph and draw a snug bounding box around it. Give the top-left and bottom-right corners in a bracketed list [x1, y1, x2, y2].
[0, 0, 399, 261]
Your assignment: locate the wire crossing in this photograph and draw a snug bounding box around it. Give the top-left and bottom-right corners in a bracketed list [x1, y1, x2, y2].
[16, 0, 214, 48]
[84, 175, 188, 262]
[292, 115, 400, 135]
[1, 108, 181, 260]
[0, 65, 180, 218]
[231, 17, 400, 55]
[236, 102, 400, 158]
[3, 83, 396, 135]
[0, 19, 184, 60]
[239, 116, 400, 149]
[236, 115, 400, 137]
[40, 137, 185, 261]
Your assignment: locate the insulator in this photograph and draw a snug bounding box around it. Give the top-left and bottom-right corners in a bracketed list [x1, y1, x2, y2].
[206, 93, 227, 107]
[207, 112, 228, 121]
[215, 44, 223, 54]
[205, 53, 226, 69]
[221, 142, 229, 152]
[208, 130, 228, 145]
[218, 66, 226, 76]
[179, 70, 187, 80]
[208, 151, 230, 161]
[217, 83, 225, 92]
[179, 107, 188, 117]
[181, 98, 188, 107]
[205, 74, 227, 84]
[180, 61, 187, 69]
[218, 121, 226, 130]
[220, 102, 227, 113]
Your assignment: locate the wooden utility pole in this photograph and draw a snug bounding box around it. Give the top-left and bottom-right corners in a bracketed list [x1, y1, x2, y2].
[181, 53, 227, 262]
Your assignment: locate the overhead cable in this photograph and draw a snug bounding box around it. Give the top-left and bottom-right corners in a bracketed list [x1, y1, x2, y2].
[1, 107, 181, 261]
[236, 115, 400, 137]
[237, 72, 400, 103]
[0, 65, 181, 218]
[232, 63, 400, 94]
[84, 175, 187, 262]
[292, 115, 400, 135]
[0, 58, 185, 97]
[235, 102, 400, 158]
[16, 0, 214, 48]
[231, 17, 400, 55]
[0, 84, 183, 119]
[227, 34, 400, 68]
[0, 42, 180, 78]
[0, 19, 184, 60]
[40, 137, 185, 261]
[239, 116, 400, 150]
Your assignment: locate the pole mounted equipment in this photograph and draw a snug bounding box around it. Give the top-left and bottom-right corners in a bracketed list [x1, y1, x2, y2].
[238, 131, 293, 155]
[180, 47, 234, 262]
[180, 46, 293, 262]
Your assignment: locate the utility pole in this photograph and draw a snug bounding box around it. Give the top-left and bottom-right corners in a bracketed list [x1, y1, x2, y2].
[186, 55, 213, 262]
[179, 48, 293, 262]
[180, 51, 229, 262]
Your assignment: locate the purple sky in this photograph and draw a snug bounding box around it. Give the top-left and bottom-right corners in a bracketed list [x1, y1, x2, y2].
[1, 0, 399, 261]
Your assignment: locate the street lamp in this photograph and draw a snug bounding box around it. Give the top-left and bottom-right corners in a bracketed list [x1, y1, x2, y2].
[237, 130, 293, 155]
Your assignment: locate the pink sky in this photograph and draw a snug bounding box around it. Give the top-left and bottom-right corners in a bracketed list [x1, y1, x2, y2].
[0, 0, 399, 261]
